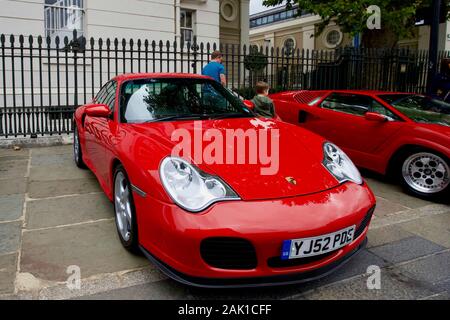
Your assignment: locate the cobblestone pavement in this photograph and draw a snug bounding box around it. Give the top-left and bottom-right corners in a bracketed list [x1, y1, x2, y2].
[0, 145, 449, 300]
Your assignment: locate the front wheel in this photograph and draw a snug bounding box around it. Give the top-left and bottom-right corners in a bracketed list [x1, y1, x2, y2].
[73, 125, 86, 168]
[113, 165, 140, 253]
[399, 150, 449, 201]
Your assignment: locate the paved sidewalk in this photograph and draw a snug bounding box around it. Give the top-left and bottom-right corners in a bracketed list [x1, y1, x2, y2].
[0, 145, 449, 300]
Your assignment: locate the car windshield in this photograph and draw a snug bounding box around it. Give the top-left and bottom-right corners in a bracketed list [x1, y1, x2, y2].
[119, 78, 253, 123]
[378, 94, 450, 127]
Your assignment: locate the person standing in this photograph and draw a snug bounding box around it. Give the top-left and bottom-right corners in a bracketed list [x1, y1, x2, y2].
[202, 51, 226, 86]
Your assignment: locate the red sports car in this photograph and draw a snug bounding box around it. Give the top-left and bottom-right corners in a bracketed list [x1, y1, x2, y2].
[271, 90, 450, 201]
[73, 73, 375, 287]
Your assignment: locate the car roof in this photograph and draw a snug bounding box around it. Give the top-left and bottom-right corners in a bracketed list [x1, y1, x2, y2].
[112, 73, 213, 82]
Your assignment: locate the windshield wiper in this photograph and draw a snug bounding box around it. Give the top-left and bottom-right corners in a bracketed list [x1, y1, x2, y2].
[145, 114, 210, 122]
[208, 112, 253, 120]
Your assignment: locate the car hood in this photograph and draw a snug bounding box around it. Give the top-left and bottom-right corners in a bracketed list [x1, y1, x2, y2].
[130, 117, 341, 201]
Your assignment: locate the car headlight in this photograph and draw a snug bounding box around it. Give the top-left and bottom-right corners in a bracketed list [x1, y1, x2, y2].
[159, 156, 240, 212]
[322, 142, 363, 185]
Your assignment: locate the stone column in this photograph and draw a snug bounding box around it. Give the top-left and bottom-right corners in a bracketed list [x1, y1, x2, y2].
[240, 0, 250, 46]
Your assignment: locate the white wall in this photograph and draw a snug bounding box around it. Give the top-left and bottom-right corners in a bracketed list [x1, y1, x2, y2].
[85, 0, 175, 42]
[0, 0, 222, 44]
[0, 0, 45, 36]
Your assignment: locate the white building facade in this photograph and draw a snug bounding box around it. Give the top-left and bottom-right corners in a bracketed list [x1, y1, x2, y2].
[0, 0, 249, 46]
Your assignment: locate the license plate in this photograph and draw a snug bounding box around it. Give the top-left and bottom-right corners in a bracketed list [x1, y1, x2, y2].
[281, 225, 356, 260]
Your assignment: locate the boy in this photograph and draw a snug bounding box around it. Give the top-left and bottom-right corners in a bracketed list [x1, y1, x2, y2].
[251, 81, 275, 118]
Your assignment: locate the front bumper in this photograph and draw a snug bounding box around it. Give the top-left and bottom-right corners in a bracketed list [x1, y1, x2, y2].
[139, 237, 367, 288]
[134, 181, 376, 284]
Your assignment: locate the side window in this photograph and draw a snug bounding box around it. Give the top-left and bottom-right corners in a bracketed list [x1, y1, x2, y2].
[95, 82, 110, 104]
[321, 93, 370, 116]
[95, 81, 117, 111]
[103, 81, 117, 111]
[370, 100, 400, 120]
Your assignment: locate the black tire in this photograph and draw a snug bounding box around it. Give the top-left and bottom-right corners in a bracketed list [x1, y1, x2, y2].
[394, 147, 450, 202]
[113, 165, 140, 254]
[73, 125, 86, 168]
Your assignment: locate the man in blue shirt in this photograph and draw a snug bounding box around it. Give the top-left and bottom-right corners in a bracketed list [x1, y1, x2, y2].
[202, 51, 226, 86]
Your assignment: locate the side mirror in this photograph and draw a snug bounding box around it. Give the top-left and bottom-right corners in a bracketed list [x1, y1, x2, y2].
[85, 104, 111, 118]
[365, 112, 387, 122]
[243, 99, 255, 110]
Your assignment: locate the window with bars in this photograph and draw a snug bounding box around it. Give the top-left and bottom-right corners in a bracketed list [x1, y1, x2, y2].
[180, 9, 195, 44]
[44, 0, 85, 39]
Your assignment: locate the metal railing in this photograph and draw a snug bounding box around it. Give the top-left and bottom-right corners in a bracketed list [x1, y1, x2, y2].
[0, 31, 448, 138]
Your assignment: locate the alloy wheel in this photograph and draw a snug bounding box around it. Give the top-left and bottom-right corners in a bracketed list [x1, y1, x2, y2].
[114, 171, 133, 242]
[402, 152, 449, 194]
[73, 127, 80, 162]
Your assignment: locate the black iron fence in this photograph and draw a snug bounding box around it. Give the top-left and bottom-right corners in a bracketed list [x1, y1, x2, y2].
[1, 31, 449, 138]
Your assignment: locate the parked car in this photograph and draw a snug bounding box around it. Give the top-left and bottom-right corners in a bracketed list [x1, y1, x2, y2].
[73, 73, 375, 287]
[271, 90, 450, 201]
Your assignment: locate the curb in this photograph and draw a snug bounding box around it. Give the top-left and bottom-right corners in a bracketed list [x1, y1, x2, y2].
[0, 134, 73, 149]
[10, 266, 167, 300]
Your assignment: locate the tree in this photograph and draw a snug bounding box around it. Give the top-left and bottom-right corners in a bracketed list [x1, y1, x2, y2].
[244, 47, 269, 72]
[244, 46, 269, 85]
[262, 0, 449, 48]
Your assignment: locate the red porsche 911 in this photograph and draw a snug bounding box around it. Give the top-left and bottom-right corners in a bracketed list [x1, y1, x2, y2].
[73, 73, 375, 287]
[271, 90, 450, 201]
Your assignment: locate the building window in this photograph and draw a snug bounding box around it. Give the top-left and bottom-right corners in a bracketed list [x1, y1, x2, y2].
[249, 6, 305, 28]
[180, 9, 195, 44]
[283, 37, 296, 56]
[324, 29, 343, 48]
[44, 0, 85, 39]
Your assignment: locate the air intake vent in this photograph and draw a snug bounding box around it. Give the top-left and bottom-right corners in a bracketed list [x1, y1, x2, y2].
[354, 206, 375, 239]
[200, 237, 257, 270]
[293, 90, 326, 104]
